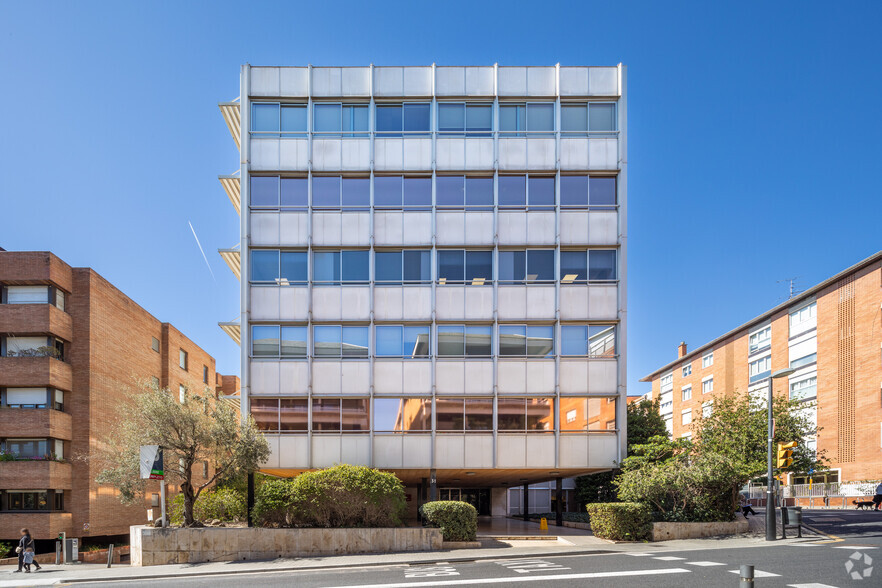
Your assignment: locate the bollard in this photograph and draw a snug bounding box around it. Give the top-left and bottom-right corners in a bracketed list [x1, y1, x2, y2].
[740, 564, 754, 587]
[55, 541, 62, 565]
[107, 544, 114, 568]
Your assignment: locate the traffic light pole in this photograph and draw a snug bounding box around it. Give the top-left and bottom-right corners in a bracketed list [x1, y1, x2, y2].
[766, 377, 776, 542]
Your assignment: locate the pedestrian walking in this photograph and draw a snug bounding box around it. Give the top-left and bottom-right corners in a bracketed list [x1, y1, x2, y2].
[873, 482, 882, 511]
[12, 528, 41, 573]
[739, 494, 757, 517]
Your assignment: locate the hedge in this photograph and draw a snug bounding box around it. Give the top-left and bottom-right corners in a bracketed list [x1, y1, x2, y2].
[585, 502, 651, 541]
[420, 501, 477, 541]
[169, 487, 246, 526]
[252, 465, 407, 528]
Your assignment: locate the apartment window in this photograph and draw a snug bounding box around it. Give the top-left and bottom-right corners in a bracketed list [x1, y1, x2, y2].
[253, 325, 306, 358]
[702, 401, 713, 418]
[499, 250, 555, 284]
[702, 352, 714, 368]
[373, 398, 432, 432]
[499, 103, 554, 137]
[437, 250, 493, 285]
[437, 103, 492, 136]
[313, 326, 369, 358]
[559, 398, 617, 431]
[202, 461, 209, 479]
[682, 386, 692, 402]
[313, 103, 369, 137]
[560, 102, 617, 135]
[312, 398, 370, 432]
[151, 337, 160, 353]
[789, 302, 817, 328]
[790, 352, 817, 370]
[179, 385, 186, 403]
[2, 335, 56, 358]
[3, 285, 49, 304]
[790, 376, 817, 402]
[559, 175, 616, 209]
[250, 250, 308, 285]
[1, 438, 49, 459]
[660, 373, 674, 389]
[6, 491, 49, 511]
[375, 326, 431, 358]
[561, 325, 616, 357]
[179, 349, 188, 371]
[681, 408, 692, 426]
[497, 398, 554, 432]
[702, 377, 714, 394]
[54, 491, 64, 511]
[498, 325, 554, 357]
[498, 175, 555, 209]
[375, 103, 430, 136]
[203, 366, 209, 384]
[749, 356, 772, 383]
[436, 398, 493, 431]
[437, 325, 492, 357]
[682, 364, 692, 377]
[312, 176, 370, 209]
[250, 176, 308, 209]
[373, 175, 432, 209]
[559, 250, 617, 283]
[52, 389, 64, 411]
[251, 398, 308, 432]
[251, 103, 307, 137]
[375, 250, 431, 284]
[435, 176, 494, 209]
[312, 250, 369, 285]
[748, 325, 772, 353]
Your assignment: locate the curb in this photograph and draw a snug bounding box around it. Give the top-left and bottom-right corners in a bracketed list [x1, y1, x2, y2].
[52, 549, 614, 584]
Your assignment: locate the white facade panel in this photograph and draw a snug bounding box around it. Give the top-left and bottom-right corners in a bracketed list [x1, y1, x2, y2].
[436, 138, 494, 170]
[559, 359, 588, 394]
[587, 434, 618, 467]
[497, 361, 527, 394]
[250, 286, 279, 321]
[497, 435, 527, 467]
[435, 212, 494, 246]
[588, 67, 619, 96]
[588, 211, 618, 245]
[525, 211, 556, 245]
[588, 360, 618, 394]
[277, 435, 309, 468]
[464, 361, 493, 394]
[262, 435, 281, 468]
[559, 67, 590, 96]
[463, 435, 494, 468]
[340, 435, 372, 466]
[435, 287, 492, 320]
[311, 212, 370, 246]
[279, 68, 309, 97]
[250, 138, 280, 171]
[526, 138, 557, 170]
[559, 286, 588, 320]
[373, 361, 432, 395]
[250, 212, 279, 246]
[372, 286, 432, 321]
[435, 435, 465, 469]
[373, 67, 433, 96]
[435, 361, 465, 394]
[311, 139, 371, 171]
[497, 67, 528, 96]
[560, 138, 589, 169]
[374, 138, 433, 171]
[588, 138, 618, 170]
[340, 287, 371, 320]
[372, 435, 403, 468]
[526, 436, 556, 467]
[587, 285, 618, 320]
[250, 67, 280, 96]
[435, 66, 494, 96]
[374, 212, 432, 246]
[526, 286, 556, 320]
[464, 287, 494, 320]
[312, 436, 342, 468]
[559, 434, 588, 468]
[498, 138, 527, 170]
[311, 67, 370, 97]
[279, 139, 310, 170]
[278, 213, 309, 246]
[311, 287, 370, 321]
[526, 361, 556, 394]
[250, 361, 280, 395]
[279, 361, 309, 394]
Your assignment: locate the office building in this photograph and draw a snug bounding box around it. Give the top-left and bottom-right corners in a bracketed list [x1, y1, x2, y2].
[219, 64, 627, 515]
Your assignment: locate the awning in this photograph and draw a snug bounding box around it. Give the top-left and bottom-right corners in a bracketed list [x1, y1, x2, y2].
[219, 246, 240, 279]
[219, 101, 241, 150]
[219, 320, 240, 345]
[219, 174, 240, 215]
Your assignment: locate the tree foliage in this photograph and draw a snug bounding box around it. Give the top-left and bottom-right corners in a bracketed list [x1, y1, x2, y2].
[93, 381, 270, 526]
[575, 399, 667, 505]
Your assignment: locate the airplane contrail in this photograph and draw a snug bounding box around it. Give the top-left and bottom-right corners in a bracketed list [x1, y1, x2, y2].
[189, 221, 216, 282]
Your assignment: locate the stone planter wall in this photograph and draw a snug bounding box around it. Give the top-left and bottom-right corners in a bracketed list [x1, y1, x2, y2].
[130, 525, 443, 566]
[651, 519, 749, 541]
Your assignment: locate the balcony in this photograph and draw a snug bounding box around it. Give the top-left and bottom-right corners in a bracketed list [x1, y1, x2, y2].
[0, 512, 72, 540]
[0, 460, 72, 490]
[0, 356, 73, 390]
[0, 303, 73, 342]
[0, 408, 72, 440]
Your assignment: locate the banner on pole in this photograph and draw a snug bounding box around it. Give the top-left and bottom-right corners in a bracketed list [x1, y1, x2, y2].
[140, 445, 164, 480]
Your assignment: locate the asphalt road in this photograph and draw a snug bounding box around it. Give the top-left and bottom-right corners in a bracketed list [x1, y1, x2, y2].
[69, 509, 882, 588]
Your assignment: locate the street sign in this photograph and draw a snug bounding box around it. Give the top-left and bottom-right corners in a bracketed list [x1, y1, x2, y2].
[140, 445, 164, 480]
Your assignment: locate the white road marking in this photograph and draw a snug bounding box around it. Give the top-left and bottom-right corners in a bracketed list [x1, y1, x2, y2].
[728, 569, 781, 578]
[333, 568, 692, 588]
[832, 545, 877, 550]
[787, 584, 841, 588]
[624, 552, 656, 556]
[685, 561, 726, 566]
[653, 556, 686, 561]
[405, 566, 459, 578]
[495, 559, 570, 573]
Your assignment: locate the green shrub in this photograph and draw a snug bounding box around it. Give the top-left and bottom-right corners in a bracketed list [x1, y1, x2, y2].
[586, 502, 651, 541]
[253, 465, 407, 528]
[420, 501, 477, 541]
[169, 487, 247, 526]
[252, 478, 296, 527]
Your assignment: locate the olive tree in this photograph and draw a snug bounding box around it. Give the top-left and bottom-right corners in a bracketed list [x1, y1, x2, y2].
[93, 381, 269, 526]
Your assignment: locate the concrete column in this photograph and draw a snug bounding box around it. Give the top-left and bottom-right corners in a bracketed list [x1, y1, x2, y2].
[246, 472, 255, 527]
[429, 469, 437, 501]
[522, 483, 529, 521]
[555, 477, 563, 527]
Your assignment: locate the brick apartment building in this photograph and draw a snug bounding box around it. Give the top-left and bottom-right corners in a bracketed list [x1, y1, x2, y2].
[641, 251, 882, 486]
[0, 250, 237, 542]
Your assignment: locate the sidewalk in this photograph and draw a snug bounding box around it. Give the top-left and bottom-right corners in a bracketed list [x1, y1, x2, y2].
[0, 525, 824, 586]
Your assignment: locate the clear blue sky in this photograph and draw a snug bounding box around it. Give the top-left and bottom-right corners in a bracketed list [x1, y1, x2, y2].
[2, 1, 880, 395]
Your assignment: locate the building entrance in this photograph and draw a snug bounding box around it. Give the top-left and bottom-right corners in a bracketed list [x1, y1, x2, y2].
[439, 488, 491, 516]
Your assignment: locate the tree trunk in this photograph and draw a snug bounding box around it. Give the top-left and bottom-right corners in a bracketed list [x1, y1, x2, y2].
[181, 468, 196, 526]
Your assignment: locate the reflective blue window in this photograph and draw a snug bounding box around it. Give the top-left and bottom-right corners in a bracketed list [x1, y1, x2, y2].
[281, 178, 308, 208]
[313, 104, 340, 133]
[342, 250, 369, 283]
[374, 176, 402, 207]
[403, 103, 430, 134]
[499, 325, 554, 357]
[560, 251, 588, 283]
[528, 176, 555, 209]
[252, 326, 280, 356]
[588, 250, 617, 281]
[527, 250, 554, 282]
[437, 325, 491, 356]
[342, 326, 369, 357]
[499, 250, 553, 283]
[342, 177, 370, 208]
[500, 103, 553, 136]
[589, 103, 616, 133]
[251, 250, 280, 283]
[561, 104, 589, 134]
[499, 104, 526, 136]
[251, 104, 279, 134]
[313, 251, 341, 284]
[403, 250, 431, 282]
[438, 103, 491, 136]
[404, 177, 432, 208]
[376, 103, 430, 136]
[590, 177, 616, 208]
[376, 105, 402, 135]
[313, 325, 341, 357]
[251, 176, 279, 207]
[498, 251, 526, 283]
[280, 105, 307, 136]
[312, 176, 341, 208]
[438, 250, 492, 285]
[279, 252, 307, 285]
[498, 175, 526, 207]
[439, 176, 493, 209]
[376, 326, 402, 356]
[281, 326, 307, 357]
[376, 250, 430, 284]
[563, 325, 617, 356]
[560, 176, 616, 208]
[375, 252, 402, 283]
[560, 176, 589, 207]
[561, 326, 588, 356]
[376, 325, 430, 357]
[314, 104, 369, 137]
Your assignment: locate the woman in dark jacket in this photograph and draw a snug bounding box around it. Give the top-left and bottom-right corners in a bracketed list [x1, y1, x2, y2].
[13, 528, 41, 573]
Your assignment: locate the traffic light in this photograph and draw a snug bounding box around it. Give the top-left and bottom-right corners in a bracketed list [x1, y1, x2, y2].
[776, 441, 797, 468]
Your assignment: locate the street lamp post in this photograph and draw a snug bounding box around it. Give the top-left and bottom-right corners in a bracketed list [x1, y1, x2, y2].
[766, 367, 796, 541]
